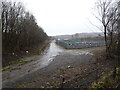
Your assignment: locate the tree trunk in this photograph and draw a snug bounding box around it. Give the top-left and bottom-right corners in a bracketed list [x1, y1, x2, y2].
[104, 26, 109, 57]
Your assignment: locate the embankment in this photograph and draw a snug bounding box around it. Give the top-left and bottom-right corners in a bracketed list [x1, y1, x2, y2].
[2, 40, 50, 67]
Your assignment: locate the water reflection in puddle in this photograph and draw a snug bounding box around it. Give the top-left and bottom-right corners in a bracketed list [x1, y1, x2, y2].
[35, 41, 93, 70]
[35, 42, 64, 69]
[66, 50, 93, 55]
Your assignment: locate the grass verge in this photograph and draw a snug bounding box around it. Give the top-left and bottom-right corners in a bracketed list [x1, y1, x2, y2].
[9, 59, 33, 65]
[91, 67, 120, 88]
[1, 59, 32, 72]
[0, 66, 12, 72]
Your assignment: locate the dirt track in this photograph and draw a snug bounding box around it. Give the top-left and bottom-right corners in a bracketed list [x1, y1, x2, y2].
[2, 42, 116, 88]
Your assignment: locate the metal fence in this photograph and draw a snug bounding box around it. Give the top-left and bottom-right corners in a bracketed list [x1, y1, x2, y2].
[56, 40, 105, 49]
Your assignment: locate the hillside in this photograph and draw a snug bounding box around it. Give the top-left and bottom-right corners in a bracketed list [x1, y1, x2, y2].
[53, 32, 104, 40]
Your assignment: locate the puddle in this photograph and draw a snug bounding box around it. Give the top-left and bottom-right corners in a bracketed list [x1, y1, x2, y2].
[35, 42, 93, 70]
[64, 50, 93, 56]
[35, 42, 64, 69]
[75, 50, 93, 55]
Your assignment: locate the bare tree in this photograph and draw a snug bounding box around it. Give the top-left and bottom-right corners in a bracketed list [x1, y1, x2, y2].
[107, 3, 119, 57]
[95, 0, 120, 78]
[95, 0, 118, 57]
[2, 0, 48, 66]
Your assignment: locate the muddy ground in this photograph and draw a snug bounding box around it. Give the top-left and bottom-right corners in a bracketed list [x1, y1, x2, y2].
[2, 42, 117, 88]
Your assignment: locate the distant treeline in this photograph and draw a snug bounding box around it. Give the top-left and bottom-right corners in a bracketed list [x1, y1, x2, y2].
[2, 1, 48, 54]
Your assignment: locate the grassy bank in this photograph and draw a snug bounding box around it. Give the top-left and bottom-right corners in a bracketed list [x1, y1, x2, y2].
[0, 59, 33, 72]
[2, 40, 50, 67]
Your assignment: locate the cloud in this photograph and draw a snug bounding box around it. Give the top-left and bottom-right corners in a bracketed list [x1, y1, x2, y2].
[21, 0, 100, 36]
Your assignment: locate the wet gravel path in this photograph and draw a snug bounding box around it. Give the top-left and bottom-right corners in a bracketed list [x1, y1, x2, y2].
[2, 42, 112, 88]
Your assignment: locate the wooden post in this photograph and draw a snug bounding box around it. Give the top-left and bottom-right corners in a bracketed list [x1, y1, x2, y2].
[61, 77, 65, 88]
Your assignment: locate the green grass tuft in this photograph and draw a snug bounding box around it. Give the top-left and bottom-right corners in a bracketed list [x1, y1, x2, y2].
[0, 66, 12, 72]
[17, 59, 32, 63]
[9, 59, 32, 65]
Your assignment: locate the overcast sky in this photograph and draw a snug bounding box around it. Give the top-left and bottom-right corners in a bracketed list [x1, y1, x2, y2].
[20, 0, 102, 36]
